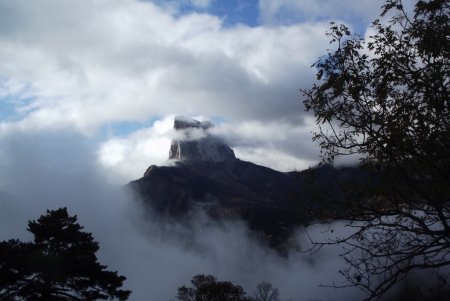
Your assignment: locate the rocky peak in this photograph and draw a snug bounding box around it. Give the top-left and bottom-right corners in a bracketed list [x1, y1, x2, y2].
[169, 116, 236, 162]
[173, 116, 212, 130]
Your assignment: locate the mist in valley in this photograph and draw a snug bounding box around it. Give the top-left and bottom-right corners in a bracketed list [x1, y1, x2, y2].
[0, 132, 367, 301]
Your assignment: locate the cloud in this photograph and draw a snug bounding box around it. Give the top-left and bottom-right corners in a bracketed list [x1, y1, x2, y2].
[0, 0, 411, 173]
[211, 118, 320, 171]
[258, 0, 383, 27]
[0, 0, 329, 135]
[96, 115, 320, 182]
[97, 115, 175, 182]
[0, 0, 365, 172]
[257, 0, 419, 32]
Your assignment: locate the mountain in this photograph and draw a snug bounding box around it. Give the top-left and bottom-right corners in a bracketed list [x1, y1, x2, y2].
[128, 117, 308, 247]
[128, 117, 366, 248]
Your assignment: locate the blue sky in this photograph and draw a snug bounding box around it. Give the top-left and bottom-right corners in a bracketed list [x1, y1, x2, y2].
[164, 0, 379, 29]
[207, 0, 260, 26]
[0, 0, 397, 181]
[169, 0, 261, 27]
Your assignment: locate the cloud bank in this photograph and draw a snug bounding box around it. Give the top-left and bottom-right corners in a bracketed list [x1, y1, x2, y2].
[0, 0, 329, 131]
[0, 0, 342, 176]
[0, 0, 420, 178]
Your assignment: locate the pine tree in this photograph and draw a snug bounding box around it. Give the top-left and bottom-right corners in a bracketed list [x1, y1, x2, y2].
[0, 208, 131, 300]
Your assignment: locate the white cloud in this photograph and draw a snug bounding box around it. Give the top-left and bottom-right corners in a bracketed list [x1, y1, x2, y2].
[212, 118, 320, 170]
[0, 0, 385, 175]
[0, 0, 329, 136]
[98, 115, 176, 182]
[234, 146, 314, 172]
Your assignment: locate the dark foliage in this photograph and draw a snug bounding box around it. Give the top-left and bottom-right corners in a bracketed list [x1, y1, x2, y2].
[175, 274, 252, 301]
[0, 207, 131, 300]
[302, 0, 450, 300]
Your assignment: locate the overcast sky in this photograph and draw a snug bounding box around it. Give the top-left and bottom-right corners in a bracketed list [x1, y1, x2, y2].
[0, 0, 399, 182]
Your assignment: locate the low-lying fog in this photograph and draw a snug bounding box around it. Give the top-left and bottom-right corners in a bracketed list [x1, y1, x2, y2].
[0, 132, 367, 301]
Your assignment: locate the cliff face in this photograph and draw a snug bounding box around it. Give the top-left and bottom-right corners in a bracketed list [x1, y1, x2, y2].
[168, 116, 235, 162]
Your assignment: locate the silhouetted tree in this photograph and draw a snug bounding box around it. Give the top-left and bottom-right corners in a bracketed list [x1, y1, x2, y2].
[252, 281, 280, 301]
[302, 0, 449, 299]
[176, 274, 251, 301]
[0, 207, 131, 300]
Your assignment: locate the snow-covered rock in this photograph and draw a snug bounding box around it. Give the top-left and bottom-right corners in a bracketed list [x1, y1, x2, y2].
[173, 116, 212, 130]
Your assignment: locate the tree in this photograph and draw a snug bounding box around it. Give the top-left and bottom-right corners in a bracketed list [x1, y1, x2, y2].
[175, 274, 251, 301]
[252, 281, 280, 301]
[302, 0, 449, 300]
[0, 207, 131, 300]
